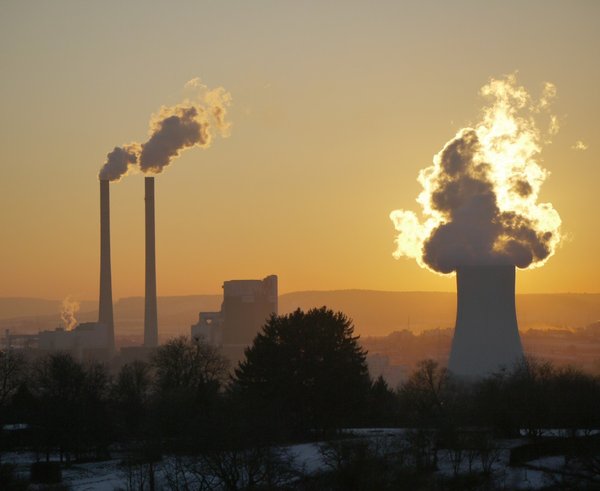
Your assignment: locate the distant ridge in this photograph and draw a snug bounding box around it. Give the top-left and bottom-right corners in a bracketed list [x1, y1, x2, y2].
[0, 297, 96, 320]
[2, 291, 599, 338]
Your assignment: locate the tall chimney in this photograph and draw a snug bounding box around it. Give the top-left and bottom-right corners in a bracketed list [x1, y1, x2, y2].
[448, 265, 524, 376]
[144, 177, 158, 347]
[98, 179, 115, 351]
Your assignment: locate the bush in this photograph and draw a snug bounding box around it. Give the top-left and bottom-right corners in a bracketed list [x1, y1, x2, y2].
[0, 463, 28, 491]
[30, 461, 62, 484]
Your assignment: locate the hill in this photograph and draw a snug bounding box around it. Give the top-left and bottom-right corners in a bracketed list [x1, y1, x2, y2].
[1, 291, 599, 342]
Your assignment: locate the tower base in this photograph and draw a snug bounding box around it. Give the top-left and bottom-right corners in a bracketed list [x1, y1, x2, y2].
[448, 265, 524, 376]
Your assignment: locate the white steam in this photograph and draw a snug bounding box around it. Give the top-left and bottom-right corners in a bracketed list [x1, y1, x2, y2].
[60, 296, 80, 331]
[390, 74, 562, 274]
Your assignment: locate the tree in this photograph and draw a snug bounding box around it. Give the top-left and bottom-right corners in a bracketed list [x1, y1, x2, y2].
[149, 337, 229, 448]
[152, 336, 229, 395]
[0, 350, 28, 460]
[367, 375, 399, 427]
[399, 360, 453, 426]
[31, 353, 112, 461]
[233, 307, 371, 437]
[111, 360, 152, 440]
[0, 350, 26, 410]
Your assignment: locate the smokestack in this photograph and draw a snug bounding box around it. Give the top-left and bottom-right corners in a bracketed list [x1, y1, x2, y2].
[144, 177, 158, 348]
[98, 180, 115, 351]
[448, 265, 524, 376]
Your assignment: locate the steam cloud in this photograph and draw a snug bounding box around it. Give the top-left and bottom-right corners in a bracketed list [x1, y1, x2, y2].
[60, 296, 80, 331]
[572, 140, 588, 151]
[390, 75, 562, 274]
[99, 82, 231, 181]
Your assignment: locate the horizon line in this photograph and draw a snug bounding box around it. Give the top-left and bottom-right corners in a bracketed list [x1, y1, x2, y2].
[3, 289, 600, 303]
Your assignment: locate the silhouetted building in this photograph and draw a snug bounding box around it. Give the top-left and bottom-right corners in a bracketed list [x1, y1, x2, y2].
[38, 322, 111, 361]
[448, 265, 524, 376]
[192, 275, 278, 362]
[191, 312, 223, 346]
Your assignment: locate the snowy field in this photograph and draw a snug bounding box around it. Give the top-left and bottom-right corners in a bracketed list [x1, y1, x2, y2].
[1, 429, 595, 490]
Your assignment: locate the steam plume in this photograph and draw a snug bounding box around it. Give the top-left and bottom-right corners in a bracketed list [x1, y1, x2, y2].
[98, 82, 231, 181]
[390, 74, 562, 274]
[60, 296, 80, 331]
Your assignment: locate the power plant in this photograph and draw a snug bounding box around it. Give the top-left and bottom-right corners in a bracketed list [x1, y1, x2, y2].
[448, 265, 524, 376]
[38, 322, 111, 361]
[96, 177, 160, 354]
[98, 179, 115, 352]
[389, 77, 564, 377]
[192, 275, 278, 362]
[90, 86, 231, 355]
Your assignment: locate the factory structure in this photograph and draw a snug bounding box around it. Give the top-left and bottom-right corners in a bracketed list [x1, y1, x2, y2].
[143, 177, 159, 348]
[38, 322, 111, 361]
[448, 265, 524, 376]
[192, 275, 278, 362]
[96, 176, 160, 352]
[20, 177, 276, 366]
[3, 321, 112, 363]
[98, 179, 115, 352]
[97, 176, 160, 355]
[12, 177, 160, 362]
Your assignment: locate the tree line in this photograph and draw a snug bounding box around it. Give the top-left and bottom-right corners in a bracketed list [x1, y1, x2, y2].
[1, 306, 600, 488]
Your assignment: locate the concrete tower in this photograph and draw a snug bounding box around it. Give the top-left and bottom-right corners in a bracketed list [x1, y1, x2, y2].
[144, 177, 158, 348]
[448, 265, 524, 376]
[98, 179, 115, 352]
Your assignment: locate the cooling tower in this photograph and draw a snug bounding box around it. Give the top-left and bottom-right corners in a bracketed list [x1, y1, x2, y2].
[448, 265, 524, 376]
[144, 177, 158, 348]
[98, 179, 115, 352]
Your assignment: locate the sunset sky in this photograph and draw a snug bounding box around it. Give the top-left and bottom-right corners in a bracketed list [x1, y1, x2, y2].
[1, 1, 598, 300]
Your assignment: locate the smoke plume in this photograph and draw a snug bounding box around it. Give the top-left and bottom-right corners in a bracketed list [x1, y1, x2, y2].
[390, 74, 562, 274]
[98, 82, 231, 181]
[98, 144, 140, 181]
[60, 296, 80, 331]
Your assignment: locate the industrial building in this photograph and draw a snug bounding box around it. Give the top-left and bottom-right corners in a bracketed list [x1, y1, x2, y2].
[37, 322, 111, 362]
[192, 275, 278, 362]
[191, 312, 223, 346]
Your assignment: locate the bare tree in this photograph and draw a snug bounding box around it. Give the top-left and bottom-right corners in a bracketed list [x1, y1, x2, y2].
[152, 336, 229, 394]
[187, 447, 297, 491]
[0, 349, 26, 408]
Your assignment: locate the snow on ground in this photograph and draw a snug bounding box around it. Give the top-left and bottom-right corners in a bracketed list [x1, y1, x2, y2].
[342, 428, 406, 437]
[1, 430, 587, 490]
[519, 428, 600, 437]
[61, 461, 124, 491]
[283, 442, 324, 475]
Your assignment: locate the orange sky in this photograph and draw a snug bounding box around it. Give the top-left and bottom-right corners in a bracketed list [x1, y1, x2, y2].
[0, 1, 599, 300]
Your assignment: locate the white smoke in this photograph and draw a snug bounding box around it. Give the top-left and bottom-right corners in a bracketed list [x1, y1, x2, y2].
[390, 74, 562, 274]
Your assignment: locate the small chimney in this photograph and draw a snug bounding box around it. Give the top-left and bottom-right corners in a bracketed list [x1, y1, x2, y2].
[98, 179, 115, 351]
[144, 177, 158, 347]
[448, 265, 524, 376]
